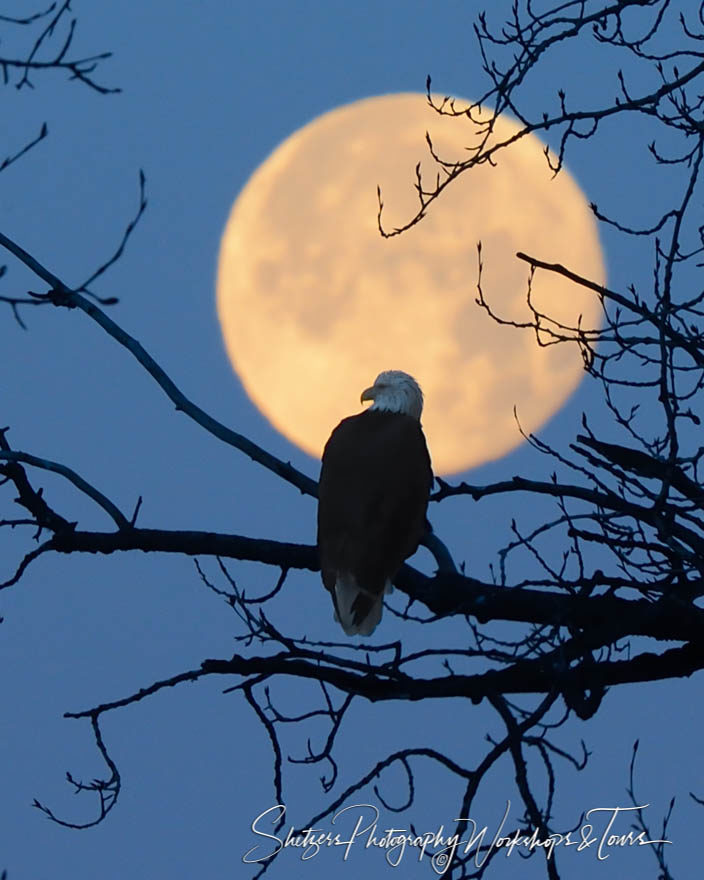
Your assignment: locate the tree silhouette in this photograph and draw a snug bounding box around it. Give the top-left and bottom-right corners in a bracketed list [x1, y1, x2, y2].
[2, 1, 702, 878]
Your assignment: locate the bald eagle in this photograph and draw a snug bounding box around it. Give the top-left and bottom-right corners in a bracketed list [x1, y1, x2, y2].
[317, 370, 433, 636]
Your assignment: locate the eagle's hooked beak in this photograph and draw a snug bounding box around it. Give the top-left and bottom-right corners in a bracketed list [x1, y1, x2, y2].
[360, 385, 376, 404]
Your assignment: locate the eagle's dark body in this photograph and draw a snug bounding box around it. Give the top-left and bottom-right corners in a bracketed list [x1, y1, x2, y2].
[317, 408, 432, 635]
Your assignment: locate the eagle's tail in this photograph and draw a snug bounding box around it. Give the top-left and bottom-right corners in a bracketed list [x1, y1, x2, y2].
[334, 573, 392, 636]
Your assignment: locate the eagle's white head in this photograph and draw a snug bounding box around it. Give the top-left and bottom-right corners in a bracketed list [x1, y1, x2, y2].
[360, 370, 424, 421]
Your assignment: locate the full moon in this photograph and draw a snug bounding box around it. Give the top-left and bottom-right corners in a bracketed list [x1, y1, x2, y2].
[216, 93, 604, 474]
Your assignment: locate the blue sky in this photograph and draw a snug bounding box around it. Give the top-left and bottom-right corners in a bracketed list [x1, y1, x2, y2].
[0, 1, 700, 878]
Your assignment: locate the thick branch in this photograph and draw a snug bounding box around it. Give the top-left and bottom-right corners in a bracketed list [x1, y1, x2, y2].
[197, 640, 704, 701]
[50, 527, 318, 571]
[44, 527, 704, 642]
[573, 435, 704, 502]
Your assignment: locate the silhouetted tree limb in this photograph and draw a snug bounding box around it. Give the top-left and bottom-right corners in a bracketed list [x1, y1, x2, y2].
[0, 225, 318, 497]
[126, 639, 701, 703]
[33, 713, 120, 829]
[514, 250, 704, 370]
[627, 741, 675, 880]
[377, 0, 704, 237]
[0, 123, 47, 175]
[2, 0, 119, 93]
[2, 501, 702, 642]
